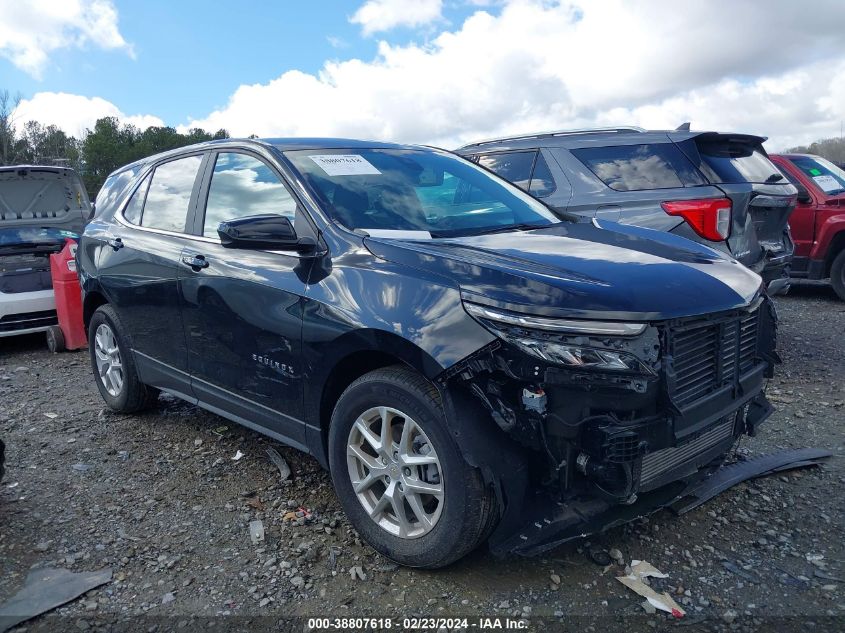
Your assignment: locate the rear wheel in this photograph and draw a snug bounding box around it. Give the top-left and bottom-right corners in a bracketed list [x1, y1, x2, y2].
[831, 250, 845, 301]
[89, 305, 159, 412]
[328, 366, 496, 568]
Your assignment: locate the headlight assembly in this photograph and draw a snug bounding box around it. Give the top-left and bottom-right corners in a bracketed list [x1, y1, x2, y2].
[464, 302, 653, 374]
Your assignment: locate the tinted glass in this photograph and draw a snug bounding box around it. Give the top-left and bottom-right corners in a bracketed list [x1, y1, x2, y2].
[141, 155, 202, 232]
[204, 153, 297, 237]
[96, 167, 141, 217]
[572, 143, 704, 191]
[529, 153, 556, 197]
[285, 148, 560, 237]
[696, 140, 781, 184]
[122, 173, 151, 225]
[788, 156, 845, 195]
[477, 151, 535, 190]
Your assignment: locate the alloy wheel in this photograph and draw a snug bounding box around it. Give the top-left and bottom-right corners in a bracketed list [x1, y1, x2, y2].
[346, 406, 444, 539]
[94, 323, 124, 397]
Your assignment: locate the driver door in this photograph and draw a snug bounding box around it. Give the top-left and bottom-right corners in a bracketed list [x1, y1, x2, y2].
[178, 150, 316, 448]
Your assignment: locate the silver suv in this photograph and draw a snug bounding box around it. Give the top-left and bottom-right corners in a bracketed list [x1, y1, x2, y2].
[457, 127, 796, 293]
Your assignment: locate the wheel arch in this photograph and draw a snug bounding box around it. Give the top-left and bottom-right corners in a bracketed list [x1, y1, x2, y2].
[82, 289, 109, 331]
[824, 229, 845, 277]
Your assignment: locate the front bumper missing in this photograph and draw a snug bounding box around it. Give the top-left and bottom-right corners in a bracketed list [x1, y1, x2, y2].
[489, 447, 831, 557]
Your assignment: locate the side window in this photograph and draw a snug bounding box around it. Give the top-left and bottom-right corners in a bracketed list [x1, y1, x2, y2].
[528, 153, 556, 197]
[141, 155, 203, 233]
[203, 152, 298, 237]
[122, 173, 151, 225]
[572, 143, 705, 191]
[477, 151, 536, 191]
[96, 167, 140, 218]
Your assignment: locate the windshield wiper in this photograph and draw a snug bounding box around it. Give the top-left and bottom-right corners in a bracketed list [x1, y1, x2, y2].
[765, 172, 785, 183]
[465, 222, 555, 236]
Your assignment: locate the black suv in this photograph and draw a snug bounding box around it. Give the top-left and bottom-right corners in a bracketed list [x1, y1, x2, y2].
[78, 138, 777, 567]
[456, 127, 796, 294]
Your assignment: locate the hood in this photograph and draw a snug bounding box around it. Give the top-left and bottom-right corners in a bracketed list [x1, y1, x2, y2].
[0, 166, 91, 234]
[364, 220, 762, 321]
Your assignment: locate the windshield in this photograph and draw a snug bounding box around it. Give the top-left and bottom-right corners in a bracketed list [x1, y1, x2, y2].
[284, 148, 561, 237]
[789, 156, 845, 196]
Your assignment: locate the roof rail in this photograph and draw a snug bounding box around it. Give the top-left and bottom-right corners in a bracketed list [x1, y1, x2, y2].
[460, 126, 647, 148]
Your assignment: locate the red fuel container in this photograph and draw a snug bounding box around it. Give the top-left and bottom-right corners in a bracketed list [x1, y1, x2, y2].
[48, 239, 87, 352]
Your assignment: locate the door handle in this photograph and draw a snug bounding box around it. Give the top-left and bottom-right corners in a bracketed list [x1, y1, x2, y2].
[181, 254, 209, 270]
[106, 237, 123, 251]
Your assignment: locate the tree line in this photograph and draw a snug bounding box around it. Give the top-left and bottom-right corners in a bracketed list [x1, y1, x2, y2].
[3, 88, 844, 199]
[0, 89, 228, 197]
[786, 136, 845, 166]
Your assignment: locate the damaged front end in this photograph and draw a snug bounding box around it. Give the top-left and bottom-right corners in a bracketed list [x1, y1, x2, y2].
[439, 294, 780, 556]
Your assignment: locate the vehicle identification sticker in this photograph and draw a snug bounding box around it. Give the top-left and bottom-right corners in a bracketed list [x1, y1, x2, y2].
[308, 154, 381, 176]
[813, 174, 840, 193]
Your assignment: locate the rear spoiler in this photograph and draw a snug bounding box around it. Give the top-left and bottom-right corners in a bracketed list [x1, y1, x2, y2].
[667, 131, 768, 146]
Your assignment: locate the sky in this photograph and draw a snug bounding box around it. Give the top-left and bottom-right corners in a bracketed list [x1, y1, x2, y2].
[2, 0, 845, 151]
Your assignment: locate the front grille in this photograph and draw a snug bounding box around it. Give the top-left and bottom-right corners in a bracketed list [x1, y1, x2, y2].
[640, 416, 734, 487]
[0, 309, 57, 332]
[668, 307, 760, 407]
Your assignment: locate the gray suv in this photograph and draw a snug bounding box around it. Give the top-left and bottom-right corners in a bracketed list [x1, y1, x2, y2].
[456, 127, 796, 293]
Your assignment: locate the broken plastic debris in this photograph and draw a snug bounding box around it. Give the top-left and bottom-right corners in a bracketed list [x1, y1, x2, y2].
[232, 450, 245, 461]
[266, 447, 291, 481]
[0, 567, 112, 632]
[249, 520, 265, 545]
[616, 560, 685, 618]
[43, 412, 58, 419]
[212, 425, 229, 436]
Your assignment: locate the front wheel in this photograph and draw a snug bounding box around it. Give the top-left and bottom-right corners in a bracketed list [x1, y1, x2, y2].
[328, 366, 497, 568]
[831, 250, 845, 301]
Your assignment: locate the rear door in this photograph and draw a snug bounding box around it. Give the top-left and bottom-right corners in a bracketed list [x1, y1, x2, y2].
[177, 149, 315, 448]
[97, 152, 207, 396]
[674, 133, 797, 272]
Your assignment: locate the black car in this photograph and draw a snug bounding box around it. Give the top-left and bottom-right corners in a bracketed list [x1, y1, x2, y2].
[456, 127, 796, 294]
[78, 138, 777, 567]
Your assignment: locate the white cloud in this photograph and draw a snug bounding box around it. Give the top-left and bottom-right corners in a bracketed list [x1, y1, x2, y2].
[180, 0, 845, 151]
[351, 0, 443, 35]
[0, 0, 133, 79]
[13, 92, 164, 137]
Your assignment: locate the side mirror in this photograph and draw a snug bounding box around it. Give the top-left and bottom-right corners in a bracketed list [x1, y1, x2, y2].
[218, 214, 316, 252]
[795, 187, 812, 204]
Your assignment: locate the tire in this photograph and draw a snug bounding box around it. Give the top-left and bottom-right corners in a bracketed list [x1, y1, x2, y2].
[328, 366, 497, 568]
[89, 304, 159, 412]
[831, 250, 845, 301]
[46, 325, 65, 353]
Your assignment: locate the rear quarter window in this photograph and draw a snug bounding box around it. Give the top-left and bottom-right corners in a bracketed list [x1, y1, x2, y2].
[571, 143, 705, 191]
[95, 167, 142, 218]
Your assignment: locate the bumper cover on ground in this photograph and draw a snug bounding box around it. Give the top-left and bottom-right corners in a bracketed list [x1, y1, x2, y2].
[489, 447, 831, 557]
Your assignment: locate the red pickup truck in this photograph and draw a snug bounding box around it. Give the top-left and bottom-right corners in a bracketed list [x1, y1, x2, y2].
[770, 154, 845, 300]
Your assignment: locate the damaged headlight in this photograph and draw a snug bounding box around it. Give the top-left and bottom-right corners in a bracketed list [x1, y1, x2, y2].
[464, 302, 653, 374]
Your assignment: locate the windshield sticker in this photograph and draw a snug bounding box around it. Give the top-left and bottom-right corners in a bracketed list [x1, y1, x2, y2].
[308, 154, 382, 176]
[809, 168, 822, 176]
[813, 174, 840, 193]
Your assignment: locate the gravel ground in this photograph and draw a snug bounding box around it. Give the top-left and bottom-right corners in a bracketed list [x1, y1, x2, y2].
[1, 282, 843, 632]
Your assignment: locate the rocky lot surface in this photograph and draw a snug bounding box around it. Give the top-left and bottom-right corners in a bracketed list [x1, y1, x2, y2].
[0, 282, 843, 632]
